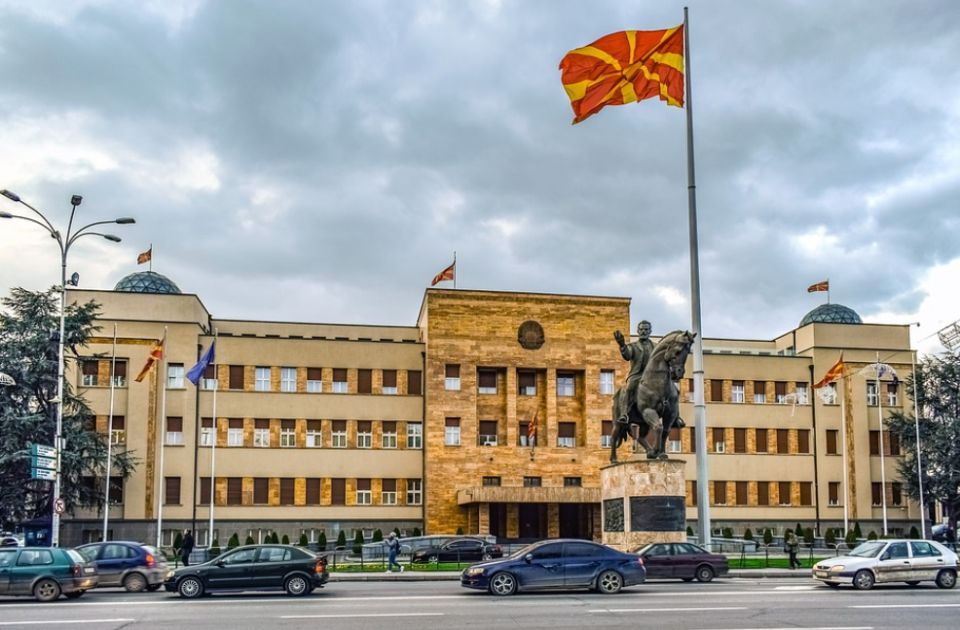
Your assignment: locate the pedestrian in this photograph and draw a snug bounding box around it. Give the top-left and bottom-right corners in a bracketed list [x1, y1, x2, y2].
[385, 532, 404, 573]
[785, 530, 800, 569]
[180, 529, 195, 567]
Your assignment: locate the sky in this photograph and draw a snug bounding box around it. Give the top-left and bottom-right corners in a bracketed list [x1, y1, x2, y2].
[1, 0, 958, 355]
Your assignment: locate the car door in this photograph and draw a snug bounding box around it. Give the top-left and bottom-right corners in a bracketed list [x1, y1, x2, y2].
[0, 548, 17, 594]
[909, 541, 946, 581]
[96, 543, 131, 586]
[206, 548, 258, 590]
[442, 540, 478, 562]
[640, 544, 674, 579]
[563, 542, 606, 587]
[512, 542, 565, 590]
[250, 546, 292, 588]
[875, 542, 910, 582]
[10, 549, 55, 595]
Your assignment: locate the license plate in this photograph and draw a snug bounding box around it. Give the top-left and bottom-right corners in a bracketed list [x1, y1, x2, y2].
[84, 567, 95, 574]
[815, 571, 829, 578]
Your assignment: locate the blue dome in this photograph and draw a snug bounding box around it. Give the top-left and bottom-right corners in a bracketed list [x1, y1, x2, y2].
[114, 271, 181, 294]
[799, 303, 862, 327]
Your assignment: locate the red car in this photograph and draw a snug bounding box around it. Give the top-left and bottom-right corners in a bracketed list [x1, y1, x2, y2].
[634, 542, 729, 582]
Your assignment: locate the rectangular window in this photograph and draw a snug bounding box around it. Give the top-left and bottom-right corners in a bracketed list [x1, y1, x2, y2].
[736, 481, 748, 505]
[824, 382, 838, 404]
[888, 431, 901, 456]
[756, 428, 768, 453]
[106, 416, 125, 444]
[712, 427, 725, 453]
[107, 476, 124, 504]
[710, 380, 723, 402]
[775, 381, 788, 404]
[254, 478, 269, 504]
[280, 478, 295, 505]
[408, 370, 422, 395]
[689, 426, 697, 453]
[828, 481, 840, 506]
[164, 477, 181, 505]
[200, 364, 217, 390]
[111, 360, 127, 387]
[382, 421, 397, 448]
[866, 382, 878, 406]
[797, 429, 810, 454]
[714, 481, 727, 505]
[518, 370, 536, 396]
[280, 367, 296, 392]
[686, 378, 695, 402]
[331, 478, 346, 505]
[254, 419, 270, 448]
[444, 418, 461, 446]
[601, 420, 613, 448]
[731, 381, 744, 403]
[406, 479, 422, 505]
[227, 418, 243, 447]
[557, 422, 576, 448]
[869, 430, 880, 456]
[482, 476, 501, 487]
[306, 420, 322, 447]
[81, 359, 99, 386]
[668, 427, 681, 453]
[332, 368, 348, 393]
[356, 478, 372, 505]
[795, 383, 809, 404]
[167, 363, 184, 388]
[306, 479, 321, 505]
[407, 422, 422, 449]
[445, 364, 460, 391]
[229, 365, 244, 390]
[778, 481, 792, 505]
[165, 416, 183, 445]
[356, 421, 372, 448]
[200, 418, 214, 447]
[523, 476, 542, 487]
[382, 369, 397, 395]
[599, 370, 615, 395]
[690, 480, 698, 506]
[382, 478, 397, 505]
[757, 481, 770, 506]
[478, 369, 497, 394]
[479, 420, 498, 446]
[734, 428, 746, 453]
[826, 429, 838, 455]
[892, 482, 903, 506]
[280, 419, 296, 447]
[753, 381, 766, 403]
[358, 369, 372, 394]
[557, 373, 575, 397]
[199, 477, 211, 505]
[886, 383, 898, 406]
[255, 367, 271, 391]
[332, 420, 347, 448]
[564, 476, 582, 487]
[306, 368, 323, 393]
[799, 481, 812, 506]
[227, 478, 243, 505]
[871, 482, 883, 506]
[776, 429, 789, 454]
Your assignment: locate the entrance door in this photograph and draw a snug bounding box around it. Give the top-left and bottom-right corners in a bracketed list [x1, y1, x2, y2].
[489, 503, 507, 539]
[559, 504, 591, 539]
[518, 504, 547, 540]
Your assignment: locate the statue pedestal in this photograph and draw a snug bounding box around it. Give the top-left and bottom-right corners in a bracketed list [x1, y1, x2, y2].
[600, 458, 686, 551]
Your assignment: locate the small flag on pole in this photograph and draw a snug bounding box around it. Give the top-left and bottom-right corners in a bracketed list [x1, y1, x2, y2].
[813, 354, 845, 389]
[186, 342, 216, 386]
[431, 260, 456, 286]
[134, 336, 165, 383]
[137, 246, 152, 265]
[807, 280, 829, 293]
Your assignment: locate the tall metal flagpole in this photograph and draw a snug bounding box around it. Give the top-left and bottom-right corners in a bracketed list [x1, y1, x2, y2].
[453, 251, 457, 289]
[102, 324, 118, 541]
[911, 349, 926, 537]
[875, 354, 888, 535]
[209, 329, 219, 545]
[840, 379, 849, 534]
[155, 327, 168, 549]
[683, 6, 711, 545]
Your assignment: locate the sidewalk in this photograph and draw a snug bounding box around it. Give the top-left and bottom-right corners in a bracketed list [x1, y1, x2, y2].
[328, 568, 814, 582]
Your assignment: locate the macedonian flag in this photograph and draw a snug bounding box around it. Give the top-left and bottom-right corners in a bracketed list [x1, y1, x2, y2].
[559, 26, 685, 124]
[135, 337, 165, 383]
[813, 354, 845, 389]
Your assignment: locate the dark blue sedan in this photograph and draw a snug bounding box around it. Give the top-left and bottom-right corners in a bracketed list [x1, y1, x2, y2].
[460, 539, 645, 595]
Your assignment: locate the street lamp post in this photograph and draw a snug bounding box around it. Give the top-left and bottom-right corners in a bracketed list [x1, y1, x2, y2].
[1, 189, 134, 547]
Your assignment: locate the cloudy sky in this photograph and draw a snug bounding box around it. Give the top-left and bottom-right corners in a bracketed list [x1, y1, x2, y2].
[1, 0, 958, 354]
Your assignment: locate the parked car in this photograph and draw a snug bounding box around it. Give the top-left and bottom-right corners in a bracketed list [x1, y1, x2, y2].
[361, 534, 497, 560]
[0, 535, 22, 548]
[931, 522, 956, 543]
[813, 539, 958, 590]
[411, 537, 503, 564]
[164, 544, 328, 598]
[0, 546, 97, 601]
[75, 541, 170, 592]
[634, 542, 729, 582]
[461, 539, 645, 595]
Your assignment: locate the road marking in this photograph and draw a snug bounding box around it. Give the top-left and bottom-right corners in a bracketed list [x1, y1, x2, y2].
[774, 585, 817, 590]
[281, 613, 445, 619]
[694, 627, 873, 630]
[0, 620, 135, 627]
[589, 607, 747, 613]
[850, 603, 960, 609]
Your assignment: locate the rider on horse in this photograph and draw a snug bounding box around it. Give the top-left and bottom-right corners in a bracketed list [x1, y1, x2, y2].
[614, 320, 654, 426]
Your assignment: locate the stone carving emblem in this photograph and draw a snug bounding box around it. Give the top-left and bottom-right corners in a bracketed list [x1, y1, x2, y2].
[517, 320, 545, 350]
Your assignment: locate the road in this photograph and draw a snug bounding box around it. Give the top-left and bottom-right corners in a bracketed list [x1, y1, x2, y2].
[0, 579, 958, 629]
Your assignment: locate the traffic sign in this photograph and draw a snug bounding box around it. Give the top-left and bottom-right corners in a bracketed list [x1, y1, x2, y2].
[53, 498, 65, 514]
[30, 444, 57, 458]
[33, 456, 56, 470]
[31, 467, 57, 481]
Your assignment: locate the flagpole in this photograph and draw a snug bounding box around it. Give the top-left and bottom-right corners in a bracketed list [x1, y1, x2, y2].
[682, 6, 711, 546]
[911, 349, 926, 538]
[102, 323, 118, 541]
[840, 378, 849, 535]
[875, 354, 888, 535]
[827, 277, 830, 304]
[453, 251, 457, 289]
[155, 327, 168, 549]
[209, 328, 219, 545]
[149, 243, 153, 273]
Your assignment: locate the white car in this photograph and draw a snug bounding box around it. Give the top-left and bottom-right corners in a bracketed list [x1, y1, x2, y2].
[813, 539, 958, 590]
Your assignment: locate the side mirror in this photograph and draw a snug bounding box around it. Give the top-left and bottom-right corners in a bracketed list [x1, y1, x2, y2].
[879, 553, 889, 561]
[215, 560, 225, 568]
[524, 554, 533, 564]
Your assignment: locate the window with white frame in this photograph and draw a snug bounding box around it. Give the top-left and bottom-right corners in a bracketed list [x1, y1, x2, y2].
[518, 370, 536, 396]
[406, 478, 422, 505]
[200, 368, 218, 390]
[601, 420, 613, 448]
[167, 363, 184, 388]
[200, 418, 214, 446]
[81, 360, 98, 386]
[445, 418, 461, 446]
[667, 427, 682, 453]
[280, 420, 296, 447]
[253, 419, 270, 447]
[713, 428, 726, 453]
[753, 381, 766, 403]
[109, 416, 126, 444]
[356, 478, 372, 505]
[306, 420, 322, 447]
[381, 479, 397, 505]
[382, 369, 398, 395]
[731, 382, 745, 403]
[331, 420, 347, 448]
[407, 422, 422, 449]
[599, 370, 615, 395]
[332, 369, 348, 393]
[886, 383, 898, 406]
[823, 382, 838, 404]
[381, 421, 397, 448]
[306, 368, 323, 393]
[795, 383, 809, 404]
[356, 421, 372, 448]
[280, 367, 296, 392]
[479, 420, 498, 446]
[445, 364, 460, 391]
[111, 361, 127, 387]
[557, 422, 576, 448]
[477, 369, 497, 394]
[165, 417, 184, 445]
[255, 367, 271, 391]
[227, 419, 244, 446]
[866, 381, 878, 406]
[557, 373, 575, 397]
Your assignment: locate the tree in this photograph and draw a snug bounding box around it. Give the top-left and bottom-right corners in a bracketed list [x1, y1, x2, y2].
[0, 288, 137, 528]
[763, 529, 773, 545]
[825, 528, 837, 547]
[209, 538, 221, 558]
[686, 525, 694, 537]
[743, 528, 754, 541]
[173, 531, 183, 552]
[281, 534, 290, 545]
[319, 531, 327, 550]
[372, 528, 383, 542]
[721, 527, 733, 539]
[299, 533, 309, 546]
[336, 530, 347, 548]
[909, 525, 920, 539]
[412, 527, 422, 537]
[227, 533, 239, 549]
[353, 530, 365, 554]
[845, 528, 858, 546]
[804, 527, 814, 545]
[245, 535, 255, 545]
[269, 532, 279, 544]
[853, 522, 863, 539]
[393, 527, 401, 537]
[456, 526, 464, 535]
[795, 522, 804, 537]
[867, 530, 878, 541]
[887, 352, 960, 538]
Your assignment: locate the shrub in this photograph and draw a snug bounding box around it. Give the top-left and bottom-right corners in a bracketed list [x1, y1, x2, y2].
[373, 529, 383, 542]
[270, 532, 280, 544]
[825, 528, 836, 547]
[412, 527, 422, 537]
[867, 530, 878, 541]
[686, 525, 694, 536]
[853, 522, 863, 539]
[299, 533, 309, 546]
[909, 526, 920, 540]
[281, 534, 290, 545]
[845, 528, 858, 546]
[353, 530, 365, 554]
[245, 535, 255, 546]
[319, 532, 328, 550]
[804, 527, 814, 544]
[393, 527, 401, 537]
[743, 528, 754, 541]
[173, 531, 183, 551]
[227, 533, 240, 549]
[763, 528, 773, 545]
[721, 527, 733, 539]
[456, 527, 464, 535]
[336, 530, 347, 548]
[209, 538, 221, 558]
[795, 522, 804, 537]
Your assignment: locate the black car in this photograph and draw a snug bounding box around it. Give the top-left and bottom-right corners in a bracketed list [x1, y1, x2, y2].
[634, 542, 729, 582]
[461, 539, 646, 595]
[76, 541, 170, 592]
[411, 537, 503, 564]
[164, 544, 328, 598]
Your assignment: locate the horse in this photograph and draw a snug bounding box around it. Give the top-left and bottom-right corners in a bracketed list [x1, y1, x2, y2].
[609, 330, 696, 463]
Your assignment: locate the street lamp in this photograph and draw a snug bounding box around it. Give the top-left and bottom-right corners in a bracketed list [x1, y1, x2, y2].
[0, 189, 134, 547]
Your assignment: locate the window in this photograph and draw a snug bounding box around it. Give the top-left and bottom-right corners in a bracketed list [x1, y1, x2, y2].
[776, 429, 789, 454]
[228, 419, 243, 447]
[712, 427, 725, 453]
[689, 426, 697, 453]
[306, 420, 322, 447]
[332, 420, 347, 448]
[229, 365, 244, 390]
[892, 482, 902, 506]
[254, 419, 270, 447]
[358, 369, 372, 394]
[557, 422, 576, 448]
[332, 368, 348, 393]
[255, 367, 271, 391]
[280, 367, 296, 392]
[17, 550, 53, 566]
[714, 481, 727, 505]
[445, 364, 461, 391]
[81, 360, 98, 386]
[478, 420, 498, 446]
[227, 478, 243, 505]
[668, 427, 681, 453]
[109, 416, 126, 445]
[826, 429, 838, 455]
[869, 431, 880, 456]
[888, 432, 901, 456]
[164, 477, 181, 505]
[382, 478, 397, 505]
[599, 370, 615, 395]
[407, 422, 422, 449]
[797, 429, 810, 454]
[757, 481, 770, 506]
[111, 360, 127, 387]
[710, 380, 723, 402]
[523, 476, 542, 487]
[254, 478, 269, 504]
[886, 383, 898, 406]
[201, 418, 214, 447]
[753, 381, 766, 403]
[686, 377, 695, 402]
[199, 477, 211, 505]
[406, 479, 422, 505]
[557, 373, 575, 397]
[445, 418, 461, 446]
[482, 476, 501, 487]
[356, 421, 372, 448]
[871, 482, 883, 506]
[690, 480, 698, 506]
[735, 481, 748, 505]
[734, 428, 746, 453]
[731, 381, 744, 403]
[795, 383, 809, 404]
[601, 420, 613, 448]
[408, 370, 422, 395]
[564, 477, 582, 487]
[382, 421, 397, 448]
[331, 478, 346, 505]
[799, 481, 812, 506]
[823, 382, 837, 405]
[280, 419, 296, 447]
[778, 481, 792, 505]
[382, 369, 398, 395]
[165, 416, 183, 445]
[775, 381, 788, 404]
[756, 428, 768, 453]
[306, 368, 323, 393]
[866, 381, 878, 406]
[518, 370, 536, 395]
[356, 478, 372, 505]
[167, 363, 184, 388]
[259, 547, 292, 563]
[200, 365, 217, 390]
[478, 369, 497, 394]
[306, 478, 321, 505]
[828, 481, 840, 506]
[280, 478, 295, 505]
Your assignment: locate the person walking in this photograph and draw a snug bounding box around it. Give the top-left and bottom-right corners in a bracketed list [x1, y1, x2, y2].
[180, 529, 195, 567]
[385, 532, 404, 573]
[785, 530, 800, 569]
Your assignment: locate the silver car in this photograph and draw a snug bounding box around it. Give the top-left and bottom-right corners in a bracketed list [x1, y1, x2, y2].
[813, 539, 958, 590]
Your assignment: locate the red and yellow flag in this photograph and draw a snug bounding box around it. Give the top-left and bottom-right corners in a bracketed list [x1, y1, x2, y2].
[134, 337, 165, 383]
[807, 280, 829, 293]
[137, 246, 152, 265]
[431, 261, 455, 286]
[813, 354, 845, 389]
[559, 26, 685, 124]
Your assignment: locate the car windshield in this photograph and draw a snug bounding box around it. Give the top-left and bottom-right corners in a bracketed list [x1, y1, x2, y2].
[66, 549, 85, 563]
[847, 541, 886, 558]
[508, 543, 541, 559]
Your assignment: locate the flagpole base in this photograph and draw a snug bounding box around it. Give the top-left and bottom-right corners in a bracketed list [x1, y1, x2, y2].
[600, 458, 686, 551]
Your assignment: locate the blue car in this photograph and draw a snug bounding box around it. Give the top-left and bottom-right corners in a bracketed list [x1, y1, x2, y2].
[460, 539, 645, 595]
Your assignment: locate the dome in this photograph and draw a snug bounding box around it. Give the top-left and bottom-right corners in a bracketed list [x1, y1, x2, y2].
[114, 271, 181, 294]
[799, 303, 862, 327]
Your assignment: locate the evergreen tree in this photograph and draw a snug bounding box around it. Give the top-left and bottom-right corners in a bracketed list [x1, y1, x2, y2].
[299, 533, 309, 546]
[0, 288, 136, 527]
[281, 534, 290, 545]
[721, 526, 733, 539]
[245, 535, 255, 546]
[372, 529, 383, 542]
[909, 525, 920, 539]
[763, 528, 773, 545]
[412, 527, 422, 537]
[686, 525, 694, 537]
[209, 538, 221, 558]
[319, 531, 328, 550]
[804, 527, 814, 544]
[853, 522, 863, 539]
[227, 533, 240, 549]
[867, 530, 878, 540]
[336, 530, 347, 548]
[743, 528, 754, 541]
[393, 527, 401, 537]
[353, 530, 364, 554]
[173, 531, 183, 552]
[795, 522, 804, 537]
[456, 526, 464, 535]
[845, 527, 858, 546]
[825, 528, 836, 547]
[270, 532, 279, 544]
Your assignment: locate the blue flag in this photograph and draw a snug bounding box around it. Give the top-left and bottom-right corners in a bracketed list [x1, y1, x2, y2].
[186, 341, 215, 386]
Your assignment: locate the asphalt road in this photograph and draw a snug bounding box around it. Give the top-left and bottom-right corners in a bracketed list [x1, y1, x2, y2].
[0, 579, 958, 629]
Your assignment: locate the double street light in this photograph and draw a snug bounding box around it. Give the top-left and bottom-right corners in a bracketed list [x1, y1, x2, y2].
[1, 188, 134, 547]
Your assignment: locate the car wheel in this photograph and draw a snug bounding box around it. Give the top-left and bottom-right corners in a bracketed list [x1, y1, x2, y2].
[935, 570, 957, 589]
[853, 569, 875, 590]
[489, 571, 517, 596]
[482, 552, 492, 561]
[428, 554, 439, 563]
[64, 591, 85, 599]
[178, 576, 204, 599]
[285, 575, 310, 596]
[906, 580, 921, 586]
[695, 565, 715, 583]
[597, 570, 623, 594]
[123, 572, 148, 593]
[34, 579, 61, 602]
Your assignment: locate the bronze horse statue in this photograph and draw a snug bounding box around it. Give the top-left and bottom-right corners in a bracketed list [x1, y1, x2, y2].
[609, 330, 696, 463]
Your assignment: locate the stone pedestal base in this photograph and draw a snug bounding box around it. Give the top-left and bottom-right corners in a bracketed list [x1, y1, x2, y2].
[600, 457, 686, 551]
